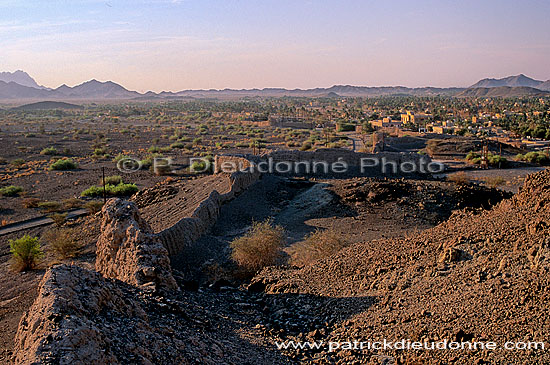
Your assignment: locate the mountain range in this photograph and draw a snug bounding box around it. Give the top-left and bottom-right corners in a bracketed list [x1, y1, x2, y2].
[469, 74, 550, 90]
[0, 71, 549, 101]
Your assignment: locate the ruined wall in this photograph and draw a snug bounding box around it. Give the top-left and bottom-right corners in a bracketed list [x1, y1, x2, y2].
[14, 265, 150, 364]
[156, 169, 261, 256]
[214, 155, 255, 173]
[96, 198, 178, 292]
[146, 149, 432, 257]
[214, 149, 435, 177]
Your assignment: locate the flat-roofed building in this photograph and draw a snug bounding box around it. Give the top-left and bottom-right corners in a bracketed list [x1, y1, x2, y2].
[401, 111, 430, 125]
[370, 117, 403, 129]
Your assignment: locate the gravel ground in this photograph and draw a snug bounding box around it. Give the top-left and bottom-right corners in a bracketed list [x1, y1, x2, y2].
[445, 166, 546, 192]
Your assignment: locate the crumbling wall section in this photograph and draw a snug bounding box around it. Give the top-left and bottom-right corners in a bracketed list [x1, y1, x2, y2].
[95, 198, 178, 292]
[13, 265, 149, 364]
[156, 169, 261, 255]
[214, 149, 435, 177]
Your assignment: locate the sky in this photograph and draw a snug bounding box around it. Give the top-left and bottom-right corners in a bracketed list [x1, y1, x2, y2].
[1, 0, 549, 92]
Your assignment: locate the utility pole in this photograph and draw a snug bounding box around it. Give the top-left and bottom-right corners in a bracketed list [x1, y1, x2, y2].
[102, 166, 107, 204]
[481, 139, 489, 169]
[499, 143, 502, 169]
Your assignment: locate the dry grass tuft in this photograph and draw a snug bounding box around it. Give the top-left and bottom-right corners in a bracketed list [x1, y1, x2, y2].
[42, 228, 82, 259]
[288, 228, 350, 267]
[84, 201, 104, 214]
[48, 213, 68, 227]
[230, 219, 285, 275]
[21, 198, 42, 209]
[484, 176, 506, 188]
[447, 171, 470, 185]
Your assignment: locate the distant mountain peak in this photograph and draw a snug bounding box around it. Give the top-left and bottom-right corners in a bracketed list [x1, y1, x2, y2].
[470, 74, 544, 89]
[0, 70, 45, 89]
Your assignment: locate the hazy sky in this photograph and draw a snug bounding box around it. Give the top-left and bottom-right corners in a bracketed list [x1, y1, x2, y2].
[1, 0, 549, 92]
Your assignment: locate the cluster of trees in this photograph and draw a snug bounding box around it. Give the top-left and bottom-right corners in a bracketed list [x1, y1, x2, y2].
[495, 112, 550, 140]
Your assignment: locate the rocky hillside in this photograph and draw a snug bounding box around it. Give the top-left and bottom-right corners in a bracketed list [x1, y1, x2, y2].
[457, 86, 549, 97]
[252, 169, 550, 363]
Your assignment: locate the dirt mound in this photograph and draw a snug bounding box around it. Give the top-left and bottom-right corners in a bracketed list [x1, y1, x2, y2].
[333, 177, 511, 226]
[425, 137, 523, 158]
[252, 169, 550, 363]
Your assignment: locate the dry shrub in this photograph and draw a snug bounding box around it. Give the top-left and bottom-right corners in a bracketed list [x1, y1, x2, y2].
[447, 171, 470, 185]
[62, 198, 83, 210]
[49, 213, 67, 227]
[42, 228, 82, 259]
[38, 201, 62, 213]
[484, 176, 506, 188]
[84, 201, 104, 214]
[289, 228, 349, 267]
[204, 261, 229, 283]
[21, 198, 42, 208]
[230, 219, 285, 275]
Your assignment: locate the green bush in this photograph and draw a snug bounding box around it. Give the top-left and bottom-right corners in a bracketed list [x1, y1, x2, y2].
[93, 147, 109, 157]
[81, 183, 138, 198]
[170, 142, 185, 149]
[49, 158, 77, 171]
[80, 185, 103, 198]
[488, 154, 507, 167]
[518, 151, 550, 165]
[337, 123, 356, 132]
[0, 185, 24, 197]
[103, 175, 123, 185]
[109, 183, 139, 196]
[465, 151, 480, 161]
[11, 158, 25, 167]
[112, 153, 128, 163]
[40, 147, 58, 155]
[148, 145, 161, 153]
[9, 235, 43, 271]
[139, 153, 164, 171]
[140, 158, 153, 170]
[190, 156, 213, 173]
[466, 152, 507, 167]
[190, 160, 210, 173]
[471, 157, 482, 165]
